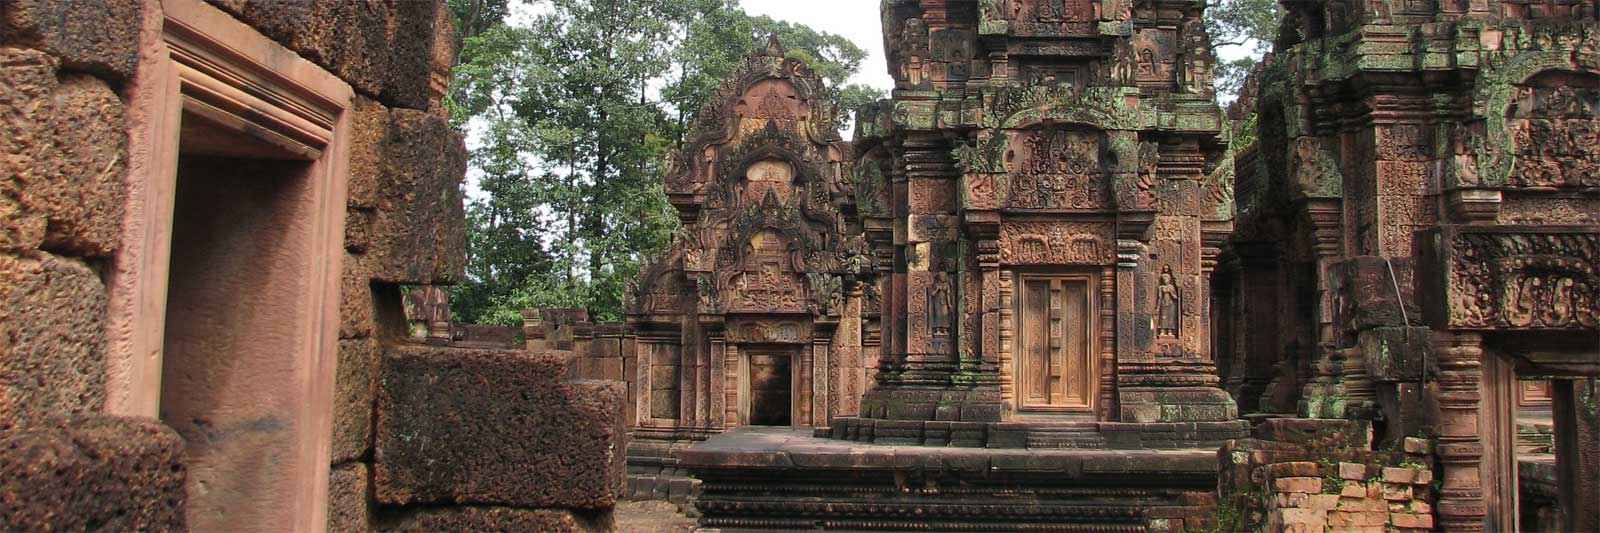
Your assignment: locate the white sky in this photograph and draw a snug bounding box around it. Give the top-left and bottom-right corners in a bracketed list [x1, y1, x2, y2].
[741, 0, 896, 94]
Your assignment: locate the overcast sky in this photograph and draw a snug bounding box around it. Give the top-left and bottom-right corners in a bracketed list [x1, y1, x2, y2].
[742, 0, 896, 93]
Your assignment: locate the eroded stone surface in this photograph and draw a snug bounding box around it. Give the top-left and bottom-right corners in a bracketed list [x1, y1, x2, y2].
[0, 415, 186, 531]
[0, 0, 141, 79]
[0, 252, 108, 430]
[373, 345, 625, 509]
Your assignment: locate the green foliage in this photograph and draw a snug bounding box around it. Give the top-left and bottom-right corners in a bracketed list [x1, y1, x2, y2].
[661, 3, 885, 138]
[1204, 0, 1283, 97]
[448, 0, 880, 324]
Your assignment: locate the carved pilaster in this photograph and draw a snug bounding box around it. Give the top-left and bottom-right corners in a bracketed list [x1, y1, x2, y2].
[1300, 199, 1346, 418]
[1431, 331, 1487, 531]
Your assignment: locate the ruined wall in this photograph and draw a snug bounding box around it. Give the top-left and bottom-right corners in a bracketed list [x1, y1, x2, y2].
[1216, 420, 1437, 532]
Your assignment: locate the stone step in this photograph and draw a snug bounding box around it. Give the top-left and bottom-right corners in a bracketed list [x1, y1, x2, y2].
[1024, 428, 1108, 449]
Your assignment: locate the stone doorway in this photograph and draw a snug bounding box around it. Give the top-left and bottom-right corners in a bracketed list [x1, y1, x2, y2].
[745, 348, 795, 427]
[112, 2, 355, 527]
[1013, 273, 1097, 413]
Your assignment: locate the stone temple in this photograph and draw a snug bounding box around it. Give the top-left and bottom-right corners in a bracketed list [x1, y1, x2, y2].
[2, 0, 1596, 532]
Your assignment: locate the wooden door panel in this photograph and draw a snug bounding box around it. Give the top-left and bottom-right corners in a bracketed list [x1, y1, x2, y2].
[1015, 274, 1096, 412]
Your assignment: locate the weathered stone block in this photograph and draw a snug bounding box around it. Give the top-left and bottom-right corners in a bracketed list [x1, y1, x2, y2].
[0, 415, 185, 531]
[328, 462, 371, 533]
[381, 507, 610, 532]
[203, 1, 393, 100]
[1358, 327, 1428, 382]
[363, 109, 467, 285]
[0, 0, 140, 79]
[1332, 256, 1418, 332]
[339, 253, 377, 340]
[0, 51, 125, 257]
[0, 47, 54, 253]
[374, 346, 625, 509]
[332, 338, 379, 464]
[0, 252, 107, 430]
[35, 74, 126, 257]
[381, 0, 439, 110]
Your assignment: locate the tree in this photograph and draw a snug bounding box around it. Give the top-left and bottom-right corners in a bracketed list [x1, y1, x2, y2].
[1204, 0, 1282, 98]
[449, 0, 882, 324]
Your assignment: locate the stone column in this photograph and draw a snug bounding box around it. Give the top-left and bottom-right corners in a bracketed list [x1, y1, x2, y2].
[1299, 199, 1346, 418]
[1431, 331, 1487, 531]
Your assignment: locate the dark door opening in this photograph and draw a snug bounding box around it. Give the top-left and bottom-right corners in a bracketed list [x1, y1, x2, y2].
[748, 351, 793, 426]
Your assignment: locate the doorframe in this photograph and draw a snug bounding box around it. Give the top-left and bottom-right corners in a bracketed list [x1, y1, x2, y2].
[110, 0, 351, 529]
[738, 344, 801, 427]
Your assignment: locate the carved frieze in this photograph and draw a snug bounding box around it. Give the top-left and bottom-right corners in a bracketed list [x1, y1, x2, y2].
[1423, 227, 1600, 331]
[999, 221, 1114, 265]
[727, 319, 813, 344]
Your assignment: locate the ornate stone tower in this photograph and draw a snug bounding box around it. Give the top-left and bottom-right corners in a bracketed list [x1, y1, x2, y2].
[624, 38, 877, 442]
[1220, 0, 1600, 529]
[833, 0, 1243, 445]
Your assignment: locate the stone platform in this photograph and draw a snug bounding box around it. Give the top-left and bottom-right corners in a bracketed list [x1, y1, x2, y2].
[826, 416, 1248, 449]
[680, 428, 1223, 531]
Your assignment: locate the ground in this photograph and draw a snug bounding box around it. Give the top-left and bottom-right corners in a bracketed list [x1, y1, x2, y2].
[614, 499, 699, 532]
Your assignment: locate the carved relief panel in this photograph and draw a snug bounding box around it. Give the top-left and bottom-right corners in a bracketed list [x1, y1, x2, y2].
[1507, 73, 1600, 189]
[1005, 128, 1111, 210]
[1429, 229, 1600, 331]
[734, 79, 810, 131]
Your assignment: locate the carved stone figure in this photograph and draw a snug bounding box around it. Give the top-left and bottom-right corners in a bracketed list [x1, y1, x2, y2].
[1158, 267, 1180, 339]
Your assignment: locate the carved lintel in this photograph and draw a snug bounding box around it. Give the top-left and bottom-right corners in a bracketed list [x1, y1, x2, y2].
[1445, 188, 1502, 224]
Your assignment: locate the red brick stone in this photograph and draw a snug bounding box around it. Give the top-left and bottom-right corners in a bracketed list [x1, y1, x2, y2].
[1381, 483, 1413, 501]
[1381, 467, 1415, 484]
[1268, 461, 1322, 478]
[1274, 476, 1324, 494]
[1327, 510, 1388, 527]
[1338, 462, 1366, 480]
[1389, 512, 1434, 529]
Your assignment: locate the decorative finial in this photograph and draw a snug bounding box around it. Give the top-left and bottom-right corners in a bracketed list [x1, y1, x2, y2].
[764, 34, 785, 57]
